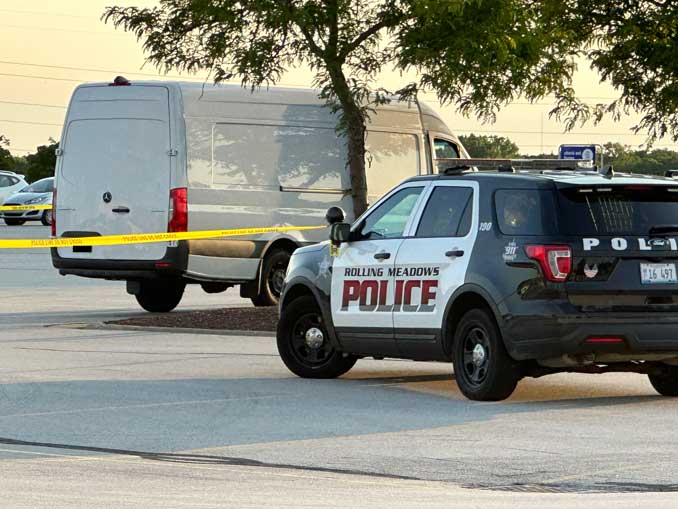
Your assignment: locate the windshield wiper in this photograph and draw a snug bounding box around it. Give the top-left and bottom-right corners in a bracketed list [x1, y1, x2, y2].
[649, 225, 678, 236]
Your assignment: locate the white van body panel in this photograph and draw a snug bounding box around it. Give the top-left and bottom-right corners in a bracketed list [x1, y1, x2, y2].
[54, 81, 465, 290]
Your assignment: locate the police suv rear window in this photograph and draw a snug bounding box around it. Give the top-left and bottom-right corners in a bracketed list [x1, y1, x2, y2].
[557, 185, 678, 235]
[495, 189, 557, 235]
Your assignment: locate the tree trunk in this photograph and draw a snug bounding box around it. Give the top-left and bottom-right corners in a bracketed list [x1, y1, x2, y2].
[343, 105, 369, 218]
[327, 65, 369, 218]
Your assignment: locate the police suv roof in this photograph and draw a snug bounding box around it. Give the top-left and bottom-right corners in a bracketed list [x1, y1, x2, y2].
[405, 170, 678, 189]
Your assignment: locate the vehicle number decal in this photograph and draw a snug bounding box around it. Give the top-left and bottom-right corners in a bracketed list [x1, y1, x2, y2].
[479, 222, 492, 232]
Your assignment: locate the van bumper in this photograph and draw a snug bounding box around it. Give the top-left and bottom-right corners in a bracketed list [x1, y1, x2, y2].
[51, 242, 188, 281]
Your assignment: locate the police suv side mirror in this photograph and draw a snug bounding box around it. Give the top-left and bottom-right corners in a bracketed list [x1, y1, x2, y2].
[330, 223, 351, 244]
[325, 206, 345, 225]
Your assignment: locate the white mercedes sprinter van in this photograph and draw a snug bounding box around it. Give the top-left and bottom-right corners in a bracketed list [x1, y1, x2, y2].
[52, 77, 467, 311]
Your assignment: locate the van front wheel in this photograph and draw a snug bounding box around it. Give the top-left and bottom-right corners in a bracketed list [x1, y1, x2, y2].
[135, 280, 186, 313]
[251, 249, 291, 307]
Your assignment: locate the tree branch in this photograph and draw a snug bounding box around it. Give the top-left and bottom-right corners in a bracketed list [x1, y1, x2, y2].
[279, 0, 325, 58]
[340, 18, 392, 59]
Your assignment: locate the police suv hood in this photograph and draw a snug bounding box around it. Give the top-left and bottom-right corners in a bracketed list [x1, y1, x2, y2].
[294, 241, 330, 256]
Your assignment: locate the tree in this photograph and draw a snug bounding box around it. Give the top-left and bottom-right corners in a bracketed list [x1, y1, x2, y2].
[0, 135, 13, 172]
[459, 134, 520, 158]
[24, 139, 58, 182]
[104, 0, 590, 216]
[552, 1, 678, 145]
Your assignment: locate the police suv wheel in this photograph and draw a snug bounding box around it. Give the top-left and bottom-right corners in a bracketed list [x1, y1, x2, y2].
[135, 280, 186, 313]
[452, 309, 520, 401]
[251, 249, 291, 307]
[648, 367, 678, 396]
[277, 296, 357, 378]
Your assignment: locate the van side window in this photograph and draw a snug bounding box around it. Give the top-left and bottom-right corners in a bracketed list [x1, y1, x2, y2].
[357, 187, 423, 240]
[0, 175, 11, 187]
[416, 186, 473, 238]
[434, 139, 460, 159]
[365, 132, 421, 199]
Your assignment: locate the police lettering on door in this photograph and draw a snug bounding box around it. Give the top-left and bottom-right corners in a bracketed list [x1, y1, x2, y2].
[341, 266, 440, 312]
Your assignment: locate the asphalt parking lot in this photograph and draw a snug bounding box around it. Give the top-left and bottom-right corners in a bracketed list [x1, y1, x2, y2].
[1, 224, 677, 507]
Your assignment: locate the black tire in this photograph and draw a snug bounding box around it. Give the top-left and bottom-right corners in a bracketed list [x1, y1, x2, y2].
[648, 367, 678, 396]
[135, 280, 186, 313]
[4, 218, 25, 226]
[452, 308, 521, 401]
[41, 209, 53, 226]
[277, 295, 357, 378]
[251, 249, 291, 307]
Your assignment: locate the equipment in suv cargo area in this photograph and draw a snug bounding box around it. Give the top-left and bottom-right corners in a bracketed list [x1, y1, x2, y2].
[277, 159, 678, 401]
[51, 79, 467, 312]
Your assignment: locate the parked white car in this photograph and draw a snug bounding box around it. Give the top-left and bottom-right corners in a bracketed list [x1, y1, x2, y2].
[0, 171, 28, 206]
[0, 177, 54, 226]
[52, 77, 468, 312]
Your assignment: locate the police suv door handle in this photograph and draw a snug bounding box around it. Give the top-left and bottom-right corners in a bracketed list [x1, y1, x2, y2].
[374, 252, 391, 260]
[112, 207, 130, 214]
[445, 249, 465, 258]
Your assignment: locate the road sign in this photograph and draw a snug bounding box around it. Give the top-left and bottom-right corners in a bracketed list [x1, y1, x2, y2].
[559, 144, 597, 161]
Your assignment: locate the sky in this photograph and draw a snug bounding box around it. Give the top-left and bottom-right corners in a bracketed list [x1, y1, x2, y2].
[2, 0, 676, 157]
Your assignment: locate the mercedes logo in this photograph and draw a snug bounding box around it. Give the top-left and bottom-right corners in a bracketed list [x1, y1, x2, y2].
[103, 192, 112, 203]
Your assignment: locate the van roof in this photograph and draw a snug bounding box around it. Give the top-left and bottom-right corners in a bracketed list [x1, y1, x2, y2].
[76, 79, 457, 140]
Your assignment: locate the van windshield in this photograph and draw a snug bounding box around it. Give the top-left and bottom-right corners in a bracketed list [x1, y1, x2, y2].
[556, 185, 678, 235]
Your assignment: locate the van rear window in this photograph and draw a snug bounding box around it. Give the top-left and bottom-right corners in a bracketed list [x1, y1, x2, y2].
[557, 186, 678, 235]
[494, 189, 557, 235]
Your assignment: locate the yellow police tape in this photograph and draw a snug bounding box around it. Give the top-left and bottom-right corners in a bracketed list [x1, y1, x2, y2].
[0, 204, 52, 211]
[0, 225, 326, 249]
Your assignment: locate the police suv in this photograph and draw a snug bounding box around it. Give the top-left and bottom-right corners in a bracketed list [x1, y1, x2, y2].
[276, 159, 678, 401]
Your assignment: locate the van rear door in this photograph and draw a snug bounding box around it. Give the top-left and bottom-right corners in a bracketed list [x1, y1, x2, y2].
[56, 85, 172, 261]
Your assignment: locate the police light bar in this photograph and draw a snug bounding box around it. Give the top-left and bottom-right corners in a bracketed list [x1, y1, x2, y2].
[437, 158, 596, 174]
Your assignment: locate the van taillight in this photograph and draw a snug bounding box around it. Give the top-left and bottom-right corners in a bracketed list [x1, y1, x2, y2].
[525, 245, 571, 282]
[168, 188, 187, 233]
[51, 188, 56, 237]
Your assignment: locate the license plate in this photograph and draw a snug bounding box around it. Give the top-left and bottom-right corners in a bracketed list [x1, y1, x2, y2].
[640, 263, 678, 284]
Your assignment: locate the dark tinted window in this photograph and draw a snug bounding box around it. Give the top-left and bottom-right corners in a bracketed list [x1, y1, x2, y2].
[495, 189, 557, 235]
[358, 186, 423, 240]
[557, 185, 678, 235]
[417, 186, 473, 238]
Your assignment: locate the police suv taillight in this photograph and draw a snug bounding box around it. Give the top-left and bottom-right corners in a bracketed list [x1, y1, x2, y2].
[525, 245, 571, 282]
[168, 188, 188, 233]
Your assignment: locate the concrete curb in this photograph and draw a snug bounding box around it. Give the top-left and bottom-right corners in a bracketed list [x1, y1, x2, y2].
[86, 322, 275, 338]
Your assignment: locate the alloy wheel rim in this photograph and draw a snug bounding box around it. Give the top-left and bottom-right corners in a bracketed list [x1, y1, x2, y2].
[290, 312, 332, 367]
[462, 326, 490, 386]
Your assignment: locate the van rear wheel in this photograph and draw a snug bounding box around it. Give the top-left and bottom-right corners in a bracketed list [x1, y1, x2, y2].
[251, 249, 291, 307]
[135, 280, 186, 313]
